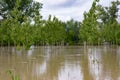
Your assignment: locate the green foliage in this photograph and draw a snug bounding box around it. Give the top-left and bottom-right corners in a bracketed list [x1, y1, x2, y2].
[0, 0, 42, 23]
[0, 0, 43, 49]
[79, 0, 100, 44]
[42, 15, 66, 45]
[99, 0, 120, 44]
[79, 0, 120, 45]
[0, 6, 33, 48]
[65, 19, 80, 44]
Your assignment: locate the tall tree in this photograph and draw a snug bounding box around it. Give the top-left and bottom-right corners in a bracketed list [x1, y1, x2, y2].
[79, 0, 100, 44]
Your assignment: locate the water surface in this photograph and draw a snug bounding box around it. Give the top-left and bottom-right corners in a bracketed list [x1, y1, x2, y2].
[0, 45, 120, 80]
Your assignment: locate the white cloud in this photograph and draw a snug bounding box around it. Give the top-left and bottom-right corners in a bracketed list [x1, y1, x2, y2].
[35, 0, 120, 21]
[0, 16, 3, 20]
[99, 0, 115, 6]
[37, 0, 92, 21]
[35, 0, 68, 7]
[43, 0, 68, 6]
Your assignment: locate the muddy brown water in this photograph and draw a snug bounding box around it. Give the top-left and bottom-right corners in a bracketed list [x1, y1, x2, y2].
[0, 45, 120, 80]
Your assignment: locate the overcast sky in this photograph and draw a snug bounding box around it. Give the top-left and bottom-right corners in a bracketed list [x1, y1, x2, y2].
[35, 0, 118, 21]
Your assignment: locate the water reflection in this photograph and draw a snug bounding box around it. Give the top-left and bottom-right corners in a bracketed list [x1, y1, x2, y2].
[87, 47, 102, 80]
[0, 46, 120, 80]
[58, 62, 83, 80]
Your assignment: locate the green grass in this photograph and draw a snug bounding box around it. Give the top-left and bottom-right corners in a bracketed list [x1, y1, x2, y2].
[7, 69, 20, 80]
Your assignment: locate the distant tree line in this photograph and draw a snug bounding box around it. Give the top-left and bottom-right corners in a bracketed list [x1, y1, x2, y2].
[0, 0, 120, 49]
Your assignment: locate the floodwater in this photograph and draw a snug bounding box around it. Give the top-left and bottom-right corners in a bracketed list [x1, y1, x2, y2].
[0, 45, 120, 80]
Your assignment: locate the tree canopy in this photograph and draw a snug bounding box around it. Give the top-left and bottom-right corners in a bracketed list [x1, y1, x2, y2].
[0, 0, 42, 23]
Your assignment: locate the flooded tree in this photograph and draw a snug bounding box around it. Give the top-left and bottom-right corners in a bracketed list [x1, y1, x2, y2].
[79, 0, 100, 45]
[79, 0, 120, 45]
